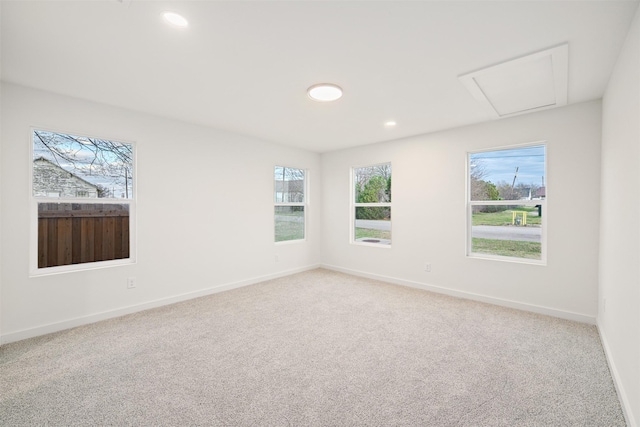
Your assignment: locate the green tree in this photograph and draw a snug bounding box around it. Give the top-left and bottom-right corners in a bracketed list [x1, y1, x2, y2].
[356, 175, 390, 220]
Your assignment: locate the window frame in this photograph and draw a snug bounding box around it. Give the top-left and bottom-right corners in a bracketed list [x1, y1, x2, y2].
[274, 165, 307, 244]
[466, 142, 547, 265]
[351, 162, 392, 247]
[29, 127, 137, 276]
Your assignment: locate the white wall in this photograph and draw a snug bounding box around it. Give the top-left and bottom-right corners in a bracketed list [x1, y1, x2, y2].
[599, 4, 640, 426]
[0, 83, 321, 343]
[0, 2, 3, 342]
[321, 100, 602, 322]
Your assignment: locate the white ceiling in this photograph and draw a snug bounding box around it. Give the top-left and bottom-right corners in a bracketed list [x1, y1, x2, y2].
[1, 0, 638, 153]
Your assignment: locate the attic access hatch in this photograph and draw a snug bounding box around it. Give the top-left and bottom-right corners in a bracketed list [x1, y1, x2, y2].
[459, 44, 568, 117]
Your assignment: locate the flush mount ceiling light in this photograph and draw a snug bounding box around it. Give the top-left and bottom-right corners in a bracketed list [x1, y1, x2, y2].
[459, 44, 568, 117]
[384, 121, 397, 128]
[163, 12, 189, 28]
[307, 84, 343, 102]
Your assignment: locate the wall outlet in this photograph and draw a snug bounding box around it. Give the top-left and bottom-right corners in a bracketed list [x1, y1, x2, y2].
[127, 277, 136, 289]
[425, 263, 431, 272]
[275, 254, 279, 262]
[603, 298, 607, 313]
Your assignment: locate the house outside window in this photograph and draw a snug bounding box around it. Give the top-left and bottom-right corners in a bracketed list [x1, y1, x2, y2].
[352, 163, 392, 246]
[274, 166, 305, 242]
[31, 129, 135, 273]
[468, 144, 546, 263]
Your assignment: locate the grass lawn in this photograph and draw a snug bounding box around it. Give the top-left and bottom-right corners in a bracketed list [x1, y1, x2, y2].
[355, 228, 391, 240]
[472, 237, 541, 259]
[472, 208, 541, 226]
[275, 220, 304, 242]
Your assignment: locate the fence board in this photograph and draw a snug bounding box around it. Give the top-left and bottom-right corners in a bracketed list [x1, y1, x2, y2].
[72, 218, 82, 264]
[122, 219, 130, 258]
[114, 218, 123, 260]
[81, 218, 95, 264]
[94, 217, 104, 262]
[103, 216, 115, 261]
[56, 218, 73, 266]
[47, 219, 58, 267]
[38, 219, 48, 268]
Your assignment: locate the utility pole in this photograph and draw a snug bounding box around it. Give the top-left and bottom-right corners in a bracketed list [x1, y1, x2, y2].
[511, 167, 519, 189]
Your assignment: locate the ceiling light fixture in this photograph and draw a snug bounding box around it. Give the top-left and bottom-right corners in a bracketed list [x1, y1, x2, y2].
[307, 84, 343, 102]
[163, 12, 189, 28]
[384, 121, 397, 128]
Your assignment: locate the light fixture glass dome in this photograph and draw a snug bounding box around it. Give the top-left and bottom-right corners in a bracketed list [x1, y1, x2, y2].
[307, 84, 343, 102]
[163, 12, 189, 28]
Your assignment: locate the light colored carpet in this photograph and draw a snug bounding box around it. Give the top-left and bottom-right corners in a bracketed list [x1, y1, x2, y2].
[0, 268, 625, 426]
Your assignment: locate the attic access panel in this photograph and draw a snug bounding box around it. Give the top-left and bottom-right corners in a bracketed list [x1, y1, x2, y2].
[459, 44, 568, 117]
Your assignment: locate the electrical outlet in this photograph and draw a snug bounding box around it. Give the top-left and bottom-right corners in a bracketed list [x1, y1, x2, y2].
[603, 298, 607, 313]
[127, 277, 136, 289]
[425, 263, 431, 272]
[275, 254, 279, 262]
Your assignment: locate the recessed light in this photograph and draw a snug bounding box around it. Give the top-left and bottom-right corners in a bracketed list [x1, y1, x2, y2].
[307, 84, 343, 102]
[163, 12, 189, 28]
[384, 121, 397, 128]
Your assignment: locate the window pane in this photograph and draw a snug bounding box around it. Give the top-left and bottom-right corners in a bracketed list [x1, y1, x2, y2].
[471, 204, 542, 260]
[33, 130, 134, 199]
[469, 146, 545, 202]
[275, 206, 304, 242]
[354, 207, 391, 245]
[354, 164, 391, 203]
[38, 202, 130, 268]
[274, 166, 305, 203]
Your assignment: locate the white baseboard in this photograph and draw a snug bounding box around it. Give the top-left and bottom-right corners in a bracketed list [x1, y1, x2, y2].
[597, 319, 637, 427]
[321, 264, 596, 325]
[1, 264, 320, 345]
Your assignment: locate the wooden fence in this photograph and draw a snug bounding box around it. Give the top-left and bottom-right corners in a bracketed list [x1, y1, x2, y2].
[38, 203, 130, 268]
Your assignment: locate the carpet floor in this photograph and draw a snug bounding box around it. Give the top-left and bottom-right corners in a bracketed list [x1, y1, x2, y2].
[0, 268, 625, 426]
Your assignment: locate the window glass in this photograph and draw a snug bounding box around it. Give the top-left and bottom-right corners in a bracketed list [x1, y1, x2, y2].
[32, 130, 134, 272]
[38, 202, 130, 268]
[353, 163, 391, 245]
[274, 206, 305, 242]
[471, 204, 542, 260]
[274, 166, 305, 242]
[274, 166, 304, 203]
[468, 145, 545, 262]
[33, 130, 133, 199]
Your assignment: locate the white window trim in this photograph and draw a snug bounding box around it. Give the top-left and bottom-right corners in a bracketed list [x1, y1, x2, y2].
[351, 162, 392, 248]
[274, 165, 307, 244]
[466, 143, 547, 265]
[29, 127, 137, 276]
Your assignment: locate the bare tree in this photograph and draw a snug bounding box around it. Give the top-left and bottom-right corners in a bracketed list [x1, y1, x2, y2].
[469, 158, 497, 202]
[275, 166, 304, 203]
[34, 130, 133, 198]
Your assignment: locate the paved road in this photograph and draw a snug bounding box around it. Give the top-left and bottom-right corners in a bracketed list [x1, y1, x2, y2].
[354, 221, 540, 243]
[275, 215, 303, 223]
[355, 220, 391, 231]
[472, 225, 541, 242]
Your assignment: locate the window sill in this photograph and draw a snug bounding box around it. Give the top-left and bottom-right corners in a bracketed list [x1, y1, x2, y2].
[30, 258, 135, 277]
[467, 252, 546, 266]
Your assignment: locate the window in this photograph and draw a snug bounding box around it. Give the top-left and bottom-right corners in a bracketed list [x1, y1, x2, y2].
[31, 129, 135, 272]
[468, 144, 546, 262]
[352, 163, 391, 245]
[274, 166, 305, 242]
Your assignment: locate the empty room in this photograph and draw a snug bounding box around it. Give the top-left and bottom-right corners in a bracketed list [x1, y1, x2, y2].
[1, 1, 639, 426]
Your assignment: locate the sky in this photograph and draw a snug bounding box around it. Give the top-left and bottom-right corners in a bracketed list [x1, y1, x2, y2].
[470, 145, 546, 187]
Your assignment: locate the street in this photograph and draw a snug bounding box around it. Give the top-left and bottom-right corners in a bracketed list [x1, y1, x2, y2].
[472, 225, 541, 242]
